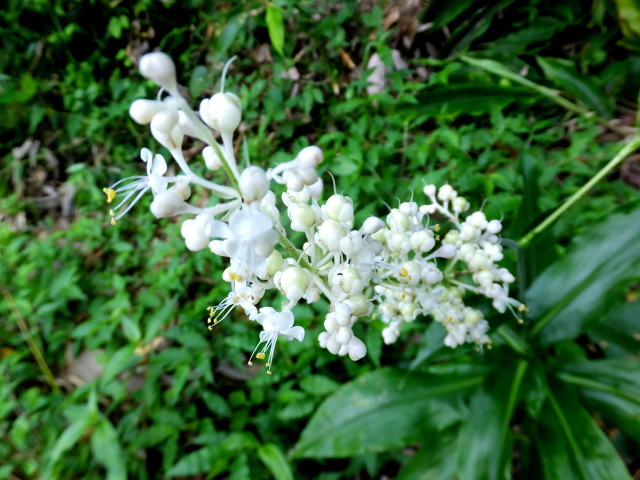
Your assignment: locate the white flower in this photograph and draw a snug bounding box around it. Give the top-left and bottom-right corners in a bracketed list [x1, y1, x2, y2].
[207, 286, 258, 327]
[103, 148, 169, 225]
[248, 308, 304, 374]
[217, 205, 279, 279]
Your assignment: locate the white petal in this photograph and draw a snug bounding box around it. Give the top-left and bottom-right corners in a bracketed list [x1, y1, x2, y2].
[281, 325, 304, 342]
[151, 154, 168, 176]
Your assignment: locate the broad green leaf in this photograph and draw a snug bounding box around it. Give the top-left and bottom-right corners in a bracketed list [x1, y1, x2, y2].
[396, 428, 458, 480]
[257, 443, 293, 480]
[456, 361, 528, 480]
[266, 4, 285, 56]
[90, 418, 127, 480]
[581, 388, 640, 442]
[536, 388, 630, 480]
[589, 302, 640, 358]
[398, 84, 535, 118]
[537, 57, 613, 117]
[557, 358, 640, 404]
[613, 0, 640, 36]
[291, 367, 484, 459]
[527, 206, 640, 344]
[410, 321, 447, 369]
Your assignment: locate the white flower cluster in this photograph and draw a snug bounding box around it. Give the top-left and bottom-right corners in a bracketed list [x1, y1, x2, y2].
[105, 52, 523, 374]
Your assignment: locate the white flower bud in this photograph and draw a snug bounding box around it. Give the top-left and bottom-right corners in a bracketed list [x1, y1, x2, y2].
[444, 230, 461, 245]
[468, 211, 488, 229]
[307, 179, 323, 199]
[430, 244, 457, 259]
[295, 146, 323, 168]
[398, 261, 421, 286]
[410, 230, 435, 253]
[339, 231, 364, 257]
[324, 314, 338, 333]
[360, 216, 385, 235]
[151, 109, 179, 133]
[326, 334, 340, 354]
[421, 263, 443, 284]
[399, 202, 418, 216]
[452, 197, 470, 213]
[464, 308, 483, 327]
[324, 195, 353, 223]
[170, 181, 191, 200]
[399, 300, 417, 320]
[336, 326, 353, 345]
[318, 331, 329, 348]
[348, 336, 366, 361]
[343, 294, 371, 317]
[129, 99, 166, 125]
[437, 184, 457, 202]
[316, 219, 345, 252]
[289, 203, 316, 231]
[280, 266, 309, 302]
[265, 250, 284, 277]
[386, 210, 410, 231]
[486, 219, 502, 234]
[423, 184, 437, 197]
[150, 190, 188, 218]
[209, 239, 227, 256]
[139, 52, 178, 92]
[239, 166, 269, 203]
[202, 146, 222, 171]
[181, 218, 209, 251]
[206, 92, 242, 134]
[178, 110, 199, 138]
[338, 344, 349, 356]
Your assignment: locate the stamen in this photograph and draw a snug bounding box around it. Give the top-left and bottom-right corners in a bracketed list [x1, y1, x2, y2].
[103, 188, 116, 203]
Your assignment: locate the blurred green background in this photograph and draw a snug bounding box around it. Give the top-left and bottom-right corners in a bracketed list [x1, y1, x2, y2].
[2, 0, 640, 478]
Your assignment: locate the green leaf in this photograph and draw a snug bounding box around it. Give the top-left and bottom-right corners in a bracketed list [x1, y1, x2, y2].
[456, 361, 528, 480]
[266, 4, 285, 56]
[396, 428, 459, 480]
[536, 388, 630, 480]
[589, 302, 640, 358]
[257, 443, 293, 480]
[90, 418, 127, 480]
[398, 83, 535, 119]
[557, 358, 640, 404]
[165, 447, 218, 477]
[581, 388, 640, 442]
[291, 367, 484, 459]
[537, 57, 613, 117]
[527, 206, 640, 344]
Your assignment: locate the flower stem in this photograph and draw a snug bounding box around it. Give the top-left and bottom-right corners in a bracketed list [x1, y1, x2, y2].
[518, 134, 640, 248]
[2, 288, 60, 392]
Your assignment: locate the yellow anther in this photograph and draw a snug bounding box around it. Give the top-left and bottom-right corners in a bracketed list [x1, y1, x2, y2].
[435, 224, 441, 232]
[267, 370, 272, 375]
[229, 273, 242, 281]
[247, 361, 253, 366]
[265, 363, 270, 367]
[517, 318, 524, 324]
[435, 235, 440, 241]
[109, 209, 115, 217]
[257, 353, 265, 359]
[518, 304, 528, 312]
[207, 318, 212, 324]
[399, 268, 409, 278]
[207, 326, 213, 330]
[207, 306, 213, 311]
[213, 318, 219, 324]
[103, 188, 116, 203]
[110, 218, 117, 226]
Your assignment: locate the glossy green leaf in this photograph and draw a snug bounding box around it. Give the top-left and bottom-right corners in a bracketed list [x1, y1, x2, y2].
[536, 388, 630, 480]
[396, 428, 458, 480]
[266, 4, 285, 56]
[456, 361, 528, 480]
[537, 57, 613, 117]
[589, 302, 640, 358]
[581, 388, 640, 442]
[90, 418, 127, 480]
[557, 358, 640, 404]
[527, 206, 640, 344]
[291, 367, 485, 459]
[257, 443, 293, 480]
[398, 83, 535, 118]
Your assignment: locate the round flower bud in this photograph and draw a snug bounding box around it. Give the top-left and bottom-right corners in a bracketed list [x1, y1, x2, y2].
[178, 110, 199, 138]
[410, 230, 435, 253]
[316, 219, 345, 252]
[343, 294, 371, 317]
[326, 334, 340, 355]
[399, 300, 417, 320]
[437, 184, 457, 202]
[318, 331, 329, 348]
[289, 203, 316, 231]
[307, 179, 323, 199]
[295, 146, 323, 168]
[431, 244, 457, 259]
[325, 195, 353, 223]
[421, 263, 443, 284]
[464, 308, 483, 327]
[265, 250, 284, 277]
[139, 52, 178, 92]
[170, 181, 191, 200]
[151, 109, 179, 133]
[452, 197, 470, 213]
[348, 336, 367, 361]
[443, 230, 461, 245]
[399, 202, 418, 216]
[129, 99, 165, 125]
[202, 146, 223, 171]
[207, 92, 242, 134]
[423, 184, 437, 197]
[180, 219, 209, 251]
[324, 314, 338, 333]
[486, 219, 502, 234]
[150, 190, 188, 218]
[360, 216, 385, 235]
[336, 326, 353, 345]
[209, 239, 227, 256]
[240, 166, 269, 203]
[386, 210, 410, 231]
[280, 266, 309, 302]
[339, 231, 364, 257]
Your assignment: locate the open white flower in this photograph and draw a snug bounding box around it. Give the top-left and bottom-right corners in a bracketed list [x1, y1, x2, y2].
[248, 307, 304, 374]
[103, 148, 170, 224]
[207, 286, 258, 327]
[222, 205, 279, 279]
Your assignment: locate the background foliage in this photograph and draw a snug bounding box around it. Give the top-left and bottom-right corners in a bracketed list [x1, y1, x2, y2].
[2, 0, 640, 478]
